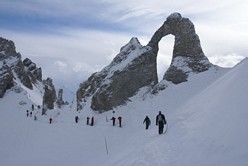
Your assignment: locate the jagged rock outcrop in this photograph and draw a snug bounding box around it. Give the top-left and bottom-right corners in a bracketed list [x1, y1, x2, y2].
[56, 89, 65, 108]
[0, 37, 33, 97]
[23, 58, 42, 82]
[0, 37, 33, 90]
[77, 37, 157, 112]
[42, 78, 57, 114]
[148, 12, 212, 84]
[0, 61, 14, 97]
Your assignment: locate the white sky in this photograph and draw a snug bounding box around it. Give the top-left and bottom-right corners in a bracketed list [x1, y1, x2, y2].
[0, 0, 247, 91]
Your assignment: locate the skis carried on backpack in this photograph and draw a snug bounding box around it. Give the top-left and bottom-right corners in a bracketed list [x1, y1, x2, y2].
[163, 123, 168, 134]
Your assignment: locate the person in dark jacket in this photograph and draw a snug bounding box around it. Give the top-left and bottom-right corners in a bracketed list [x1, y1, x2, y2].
[90, 116, 94, 126]
[49, 118, 52, 124]
[156, 111, 167, 134]
[86, 117, 90, 125]
[143, 116, 151, 130]
[75, 116, 79, 123]
[111, 117, 116, 126]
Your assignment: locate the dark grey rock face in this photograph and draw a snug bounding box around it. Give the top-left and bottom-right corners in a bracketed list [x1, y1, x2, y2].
[77, 37, 157, 112]
[42, 78, 57, 114]
[23, 58, 42, 82]
[148, 13, 212, 84]
[0, 62, 14, 97]
[0, 37, 33, 97]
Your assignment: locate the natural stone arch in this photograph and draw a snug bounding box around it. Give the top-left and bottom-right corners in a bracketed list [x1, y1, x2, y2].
[76, 13, 213, 112]
[147, 13, 212, 84]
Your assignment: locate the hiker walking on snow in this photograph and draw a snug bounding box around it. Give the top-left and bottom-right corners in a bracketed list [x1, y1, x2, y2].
[90, 116, 94, 126]
[156, 111, 167, 134]
[49, 118, 52, 124]
[86, 117, 90, 125]
[75, 116, 79, 123]
[143, 116, 151, 130]
[26, 110, 29, 117]
[111, 117, 116, 126]
[118, 116, 122, 127]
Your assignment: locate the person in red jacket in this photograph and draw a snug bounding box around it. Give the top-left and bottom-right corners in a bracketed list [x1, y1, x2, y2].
[118, 116, 122, 127]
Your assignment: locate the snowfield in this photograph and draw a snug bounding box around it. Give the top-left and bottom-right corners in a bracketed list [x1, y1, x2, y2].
[0, 58, 248, 166]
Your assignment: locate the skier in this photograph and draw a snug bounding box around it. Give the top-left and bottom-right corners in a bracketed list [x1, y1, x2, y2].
[143, 116, 151, 130]
[111, 117, 116, 126]
[156, 111, 167, 134]
[49, 118, 52, 124]
[90, 116, 94, 126]
[75, 116, 79, 123]
[86, 117, 90, 125]
[26, 110, 29, 117]
[118, 116, 122, 127]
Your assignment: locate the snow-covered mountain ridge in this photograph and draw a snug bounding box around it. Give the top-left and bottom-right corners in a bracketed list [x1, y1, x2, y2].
[77, 12, 213, 112]
[1, 58, 247, 166]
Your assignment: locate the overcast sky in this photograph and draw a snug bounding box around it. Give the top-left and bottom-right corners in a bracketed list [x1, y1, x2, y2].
[0, 0, 247, 95]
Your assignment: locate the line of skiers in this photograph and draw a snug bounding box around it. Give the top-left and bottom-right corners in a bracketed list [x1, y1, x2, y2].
[75, 116, 95, 126]
[75, 115, 123, 127]
[27, 105, 167, 134]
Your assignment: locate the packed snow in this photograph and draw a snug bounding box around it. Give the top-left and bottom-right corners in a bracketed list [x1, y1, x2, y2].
[1, 58, 248, 166]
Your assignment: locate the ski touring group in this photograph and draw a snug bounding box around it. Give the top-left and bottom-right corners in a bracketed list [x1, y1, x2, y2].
[25, 104, 167, 135]
[143, 111, 167, 134]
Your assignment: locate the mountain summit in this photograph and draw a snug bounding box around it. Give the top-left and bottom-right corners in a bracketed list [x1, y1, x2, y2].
[77, 13, 214, 112]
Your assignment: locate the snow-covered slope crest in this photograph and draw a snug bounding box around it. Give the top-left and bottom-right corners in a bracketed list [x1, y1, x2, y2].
[76, 37, 157, 112]
[106, 58, 248, 166]
[0, 57, 245, 166]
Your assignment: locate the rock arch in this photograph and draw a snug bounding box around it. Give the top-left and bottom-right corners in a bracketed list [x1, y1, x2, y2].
[148, 12, 212, 84]
[76, 13, 213, 112]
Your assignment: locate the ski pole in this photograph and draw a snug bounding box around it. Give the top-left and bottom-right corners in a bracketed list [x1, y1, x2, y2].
[105, 137, 109, 155]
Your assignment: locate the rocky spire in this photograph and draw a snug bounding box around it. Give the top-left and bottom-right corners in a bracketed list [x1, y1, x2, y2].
[42, 78, 57, 114]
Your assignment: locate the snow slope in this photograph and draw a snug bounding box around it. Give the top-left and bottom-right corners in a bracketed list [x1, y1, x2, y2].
[1, 58, 248, 166]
